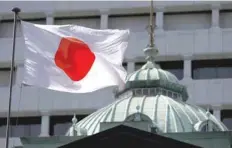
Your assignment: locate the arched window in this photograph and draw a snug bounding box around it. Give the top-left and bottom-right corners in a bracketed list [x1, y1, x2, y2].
[124, 112, 152, 122]
[194, 120, 221, 132]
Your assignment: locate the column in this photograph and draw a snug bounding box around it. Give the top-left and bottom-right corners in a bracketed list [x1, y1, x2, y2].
[100, 9, 109, 29]
[46, 12, 54, 25]
[40, 112, 50, 137]
[15, 65, 24, 86]
[213, 106, 221, 121]
[155, 7, 164, 31]
[213, 109, 221, 121]
[127, 62, 135, 73]
[209, 3, 222, 53]
[0, 16, 3, 37]
[211, 3, 220, 29]
[183, 58, 192, 80]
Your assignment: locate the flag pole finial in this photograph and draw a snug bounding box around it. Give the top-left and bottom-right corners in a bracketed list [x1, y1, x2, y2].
[144, 0, 158, 62]
[12, 7, 21, 14]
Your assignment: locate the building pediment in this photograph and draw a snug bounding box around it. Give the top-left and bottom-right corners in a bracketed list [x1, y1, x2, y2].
[59, 125, 201, 148]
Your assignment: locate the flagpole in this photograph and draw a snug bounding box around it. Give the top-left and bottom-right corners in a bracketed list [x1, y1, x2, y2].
[5, 7, 21, 148]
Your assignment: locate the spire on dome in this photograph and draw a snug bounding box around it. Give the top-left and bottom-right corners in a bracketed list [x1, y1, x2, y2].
[69, 114, 78, 136]
[72, 114, 78, 125]
[148, 0, 155, 48]
[144, 0, 159, 63]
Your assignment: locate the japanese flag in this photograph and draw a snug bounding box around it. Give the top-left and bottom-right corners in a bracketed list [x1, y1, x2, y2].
[21, 21, 130, 93]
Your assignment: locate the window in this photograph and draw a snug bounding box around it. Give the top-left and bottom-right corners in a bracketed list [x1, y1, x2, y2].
[0, 67, 16, 86]
[192, 59, 232, 79]
[135, 62, 146, 71]
[142, 88, 149, 95]
[150, 88, 156, 95]
[164, 11, 211, 31]
[50, 115, 88, 136]
[220, 10, 232, 28]
[158, 61, 183, 80]
[200, 107, 213, 114]
[109, 14, 155, 32]
[209, 110, 213, 114]
[24, 18, 46, 25]
[54, 16, 100, 29]
[0, 116, 41, 137]
[0, 20, 21, 38]
[173, 93, 178, 99]
[0, 18, 45, 38]
[199, 121, 220, 132]
[221, 110, 232, 130]
[135, 61, 184, 80]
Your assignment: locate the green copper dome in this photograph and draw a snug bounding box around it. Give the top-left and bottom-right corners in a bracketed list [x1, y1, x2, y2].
[66, 94, 227, 136]
[127, 61, 179, 84]
[121, 60, 188, 102]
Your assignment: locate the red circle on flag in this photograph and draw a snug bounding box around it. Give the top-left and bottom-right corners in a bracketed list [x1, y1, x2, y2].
[54, 37, 95, 81]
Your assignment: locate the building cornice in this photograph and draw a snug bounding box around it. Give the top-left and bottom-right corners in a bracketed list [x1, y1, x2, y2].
[0, 1, 232, 20]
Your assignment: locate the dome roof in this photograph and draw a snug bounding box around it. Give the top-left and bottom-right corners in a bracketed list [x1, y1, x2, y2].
[119, 61, 188, 102]
[127, 61, 179, 83]
[66, 94, 228, 136]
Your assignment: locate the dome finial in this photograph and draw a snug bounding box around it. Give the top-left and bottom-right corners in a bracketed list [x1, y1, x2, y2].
[144, 0, 159, 62]
[70, 114, 78, 136]
[136, 105, 140, 113]
[134, 105, 141, 121]
[72, 114, 78, 125]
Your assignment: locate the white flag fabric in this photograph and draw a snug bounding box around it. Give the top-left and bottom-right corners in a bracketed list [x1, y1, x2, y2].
[21, 21, 130, 93]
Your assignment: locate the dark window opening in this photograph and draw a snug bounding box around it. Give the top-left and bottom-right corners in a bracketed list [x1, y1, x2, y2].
[0, 116, 41, 137]
[50, 115, 88, 136]
[55, 16, 100, 21]
[1, 18, 46, 23]
[221, 110, 232, 130]
[164, 10, 211, 15]
[0, 67, 17, 86]
[0, 67, 16, 71]
[209, 110, 213, 114]
[205, 109, 214, 114]
[135, 62, 145, 71]
[201, 107, 213, 114]
[54, 16, 100, 29]
[192, 59, 232, 79]
[158, 61, 184, 80]
[109, 13, 155, 18]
